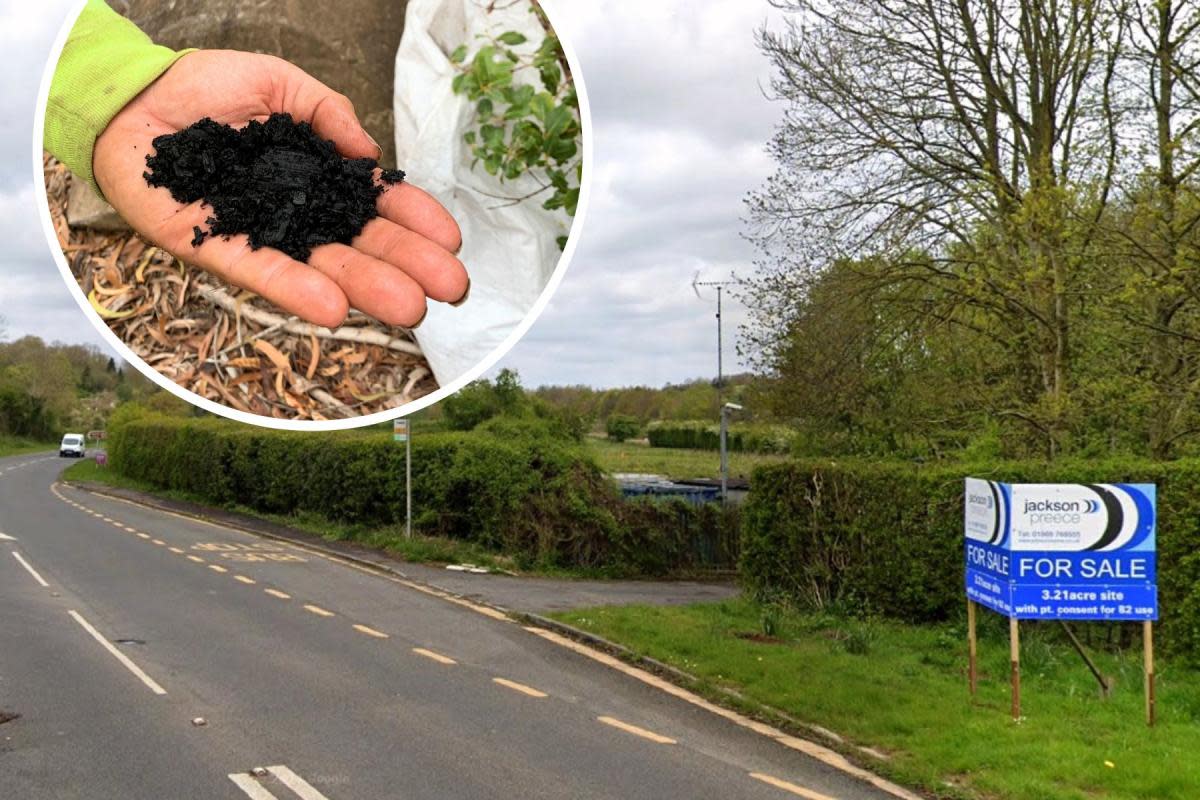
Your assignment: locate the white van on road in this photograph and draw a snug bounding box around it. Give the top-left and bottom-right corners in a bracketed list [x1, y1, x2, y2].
[59, 434, 86, 458]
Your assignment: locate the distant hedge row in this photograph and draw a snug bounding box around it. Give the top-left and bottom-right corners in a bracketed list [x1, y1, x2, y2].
[646, 421, 795, 454]
[107, 413, 737, 574]
[741, 459, 1200, 660]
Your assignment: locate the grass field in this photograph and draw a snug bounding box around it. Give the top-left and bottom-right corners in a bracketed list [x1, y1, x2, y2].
[551, 598, 1200, 800]
[585, 437, 787, 480]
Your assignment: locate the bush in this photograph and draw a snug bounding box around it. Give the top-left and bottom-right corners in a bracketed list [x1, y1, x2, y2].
[107, 411, 738, 575]
[441, 381, 502, 430]
[647, 420, 795, 453]
[741, 458, 1200, 660]
[606, 414, 640, 442]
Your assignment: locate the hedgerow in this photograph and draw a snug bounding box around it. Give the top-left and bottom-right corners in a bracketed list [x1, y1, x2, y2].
[646, 420, 795, 454]
[741, 458, 1200, 659]
[107, 411, 736, 574]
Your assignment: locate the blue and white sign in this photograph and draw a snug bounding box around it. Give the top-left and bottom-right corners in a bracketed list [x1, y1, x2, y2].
[964, 479, 1157, 621]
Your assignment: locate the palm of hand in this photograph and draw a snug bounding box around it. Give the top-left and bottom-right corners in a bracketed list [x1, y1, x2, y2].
[94, 50, 466, 329]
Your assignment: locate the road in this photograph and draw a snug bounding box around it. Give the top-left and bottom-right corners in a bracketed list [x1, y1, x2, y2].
[0, 453, 903, 800]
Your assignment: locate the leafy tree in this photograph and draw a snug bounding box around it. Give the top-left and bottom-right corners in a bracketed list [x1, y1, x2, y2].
[605, 414, 641, 443]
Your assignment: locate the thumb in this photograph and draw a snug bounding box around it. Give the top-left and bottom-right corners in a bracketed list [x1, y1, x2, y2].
[275, 61, 381, 160]
[310, 91, 382, 160]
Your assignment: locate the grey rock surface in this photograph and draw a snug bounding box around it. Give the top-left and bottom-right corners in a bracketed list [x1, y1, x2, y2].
[115, 0, 408, 165]
[66, 179, 131, 232]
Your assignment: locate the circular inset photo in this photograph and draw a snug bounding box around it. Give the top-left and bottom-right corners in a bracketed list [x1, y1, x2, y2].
[36, 0, 588, 428]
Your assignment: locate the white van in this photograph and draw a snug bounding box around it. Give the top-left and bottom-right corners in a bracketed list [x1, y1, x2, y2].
[59, 433, 86, 458]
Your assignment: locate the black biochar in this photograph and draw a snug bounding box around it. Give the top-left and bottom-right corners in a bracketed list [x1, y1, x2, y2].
[143, 113, 405, 262]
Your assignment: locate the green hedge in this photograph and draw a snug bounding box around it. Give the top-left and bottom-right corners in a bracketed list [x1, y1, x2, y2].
[107, 413, 737, 574]
[646, 420, 795, 454]
[741, 459, 1200, 659]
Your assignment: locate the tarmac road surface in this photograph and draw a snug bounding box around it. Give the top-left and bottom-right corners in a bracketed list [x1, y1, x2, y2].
[0, 453, 902, 800]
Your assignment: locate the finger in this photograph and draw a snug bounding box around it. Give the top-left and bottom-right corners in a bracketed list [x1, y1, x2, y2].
[308, 243, 428, 327]
[376, 179, 463, 254]
[272, 60, 380, 160]
[185, 233, 350, 328]
[351, 218, 470, 303]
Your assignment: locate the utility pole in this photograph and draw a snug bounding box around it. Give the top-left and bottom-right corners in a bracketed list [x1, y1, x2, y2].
[692, 274, 740, 389]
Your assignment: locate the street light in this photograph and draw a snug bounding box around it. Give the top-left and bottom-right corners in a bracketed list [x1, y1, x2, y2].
[720, 402, 743, 505]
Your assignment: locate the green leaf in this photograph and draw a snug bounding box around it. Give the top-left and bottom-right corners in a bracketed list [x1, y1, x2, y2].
[497, 31, 527, 46]
[449, 44, 468, 64]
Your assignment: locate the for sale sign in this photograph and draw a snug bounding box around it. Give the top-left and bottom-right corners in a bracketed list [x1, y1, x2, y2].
[964, 479, 1157, 621]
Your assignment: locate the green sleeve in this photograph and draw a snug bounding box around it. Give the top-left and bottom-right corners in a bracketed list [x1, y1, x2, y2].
[44, 0, 194, 196]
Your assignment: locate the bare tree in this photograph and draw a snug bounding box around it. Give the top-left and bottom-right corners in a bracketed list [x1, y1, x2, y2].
[745, 0, 1121, 455]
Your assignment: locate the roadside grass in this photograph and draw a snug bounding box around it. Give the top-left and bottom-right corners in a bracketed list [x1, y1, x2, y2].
[62, 459, 550, 576]
[551, 598, 1200, 800]
[0, 437, 52, 458]
[585, 437, 787, 480]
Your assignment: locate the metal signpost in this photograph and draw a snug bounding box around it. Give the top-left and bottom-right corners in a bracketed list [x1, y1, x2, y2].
[964, 479, 1158, 724]
[394, 419, 411, 539]
[719, 403, 743, 505]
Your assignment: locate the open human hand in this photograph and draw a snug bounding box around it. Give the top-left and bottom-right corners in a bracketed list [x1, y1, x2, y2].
[93, 50, 467, 329]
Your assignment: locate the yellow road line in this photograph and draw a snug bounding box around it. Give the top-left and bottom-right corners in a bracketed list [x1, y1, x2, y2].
[265, 589, 291, 599]
[169, 547, 185, 554]
[208, 564, 228, 573]
[186, 555, 205, 563]
[597, 716, 676, 745]
[749, 773, 838, 800]
[303, 604, 335, 618]
[353, 624, 389, 639]
[492, 677, 547, 698]
[233, 575, 256, 585]
[412, 646, 454, 663]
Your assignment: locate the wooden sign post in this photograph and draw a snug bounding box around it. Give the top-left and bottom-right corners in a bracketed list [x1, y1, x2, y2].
[967, 599, 978, 698]
[1145, 621, 1156, 727]
[1009, 617, 1021, 720]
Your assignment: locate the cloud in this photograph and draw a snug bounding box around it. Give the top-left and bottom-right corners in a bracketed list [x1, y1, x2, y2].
[498, 0, 786, 388]
[0, 0, 112, 354]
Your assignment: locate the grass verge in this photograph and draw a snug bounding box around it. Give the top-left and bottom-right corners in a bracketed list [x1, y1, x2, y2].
[585, 437, 787, 480]
[550, 598, 1200, 800]
[0, 438, 52, 458]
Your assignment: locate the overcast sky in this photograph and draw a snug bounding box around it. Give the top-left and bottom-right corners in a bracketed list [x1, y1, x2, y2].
[1, 0, 786, 390]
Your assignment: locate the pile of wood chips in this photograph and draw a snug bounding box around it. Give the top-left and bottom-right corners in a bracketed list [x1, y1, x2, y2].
[44, 155, 437, 421]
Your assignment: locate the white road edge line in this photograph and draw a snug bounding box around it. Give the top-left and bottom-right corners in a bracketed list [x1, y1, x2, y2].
[67, 610, 166, 695]
[268, 765, 332, 800]
[227, 774, 280, 800]
[12, 551, 49, 587]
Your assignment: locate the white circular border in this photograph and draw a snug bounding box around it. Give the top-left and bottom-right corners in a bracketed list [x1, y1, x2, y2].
[32, 0, 592, 432]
